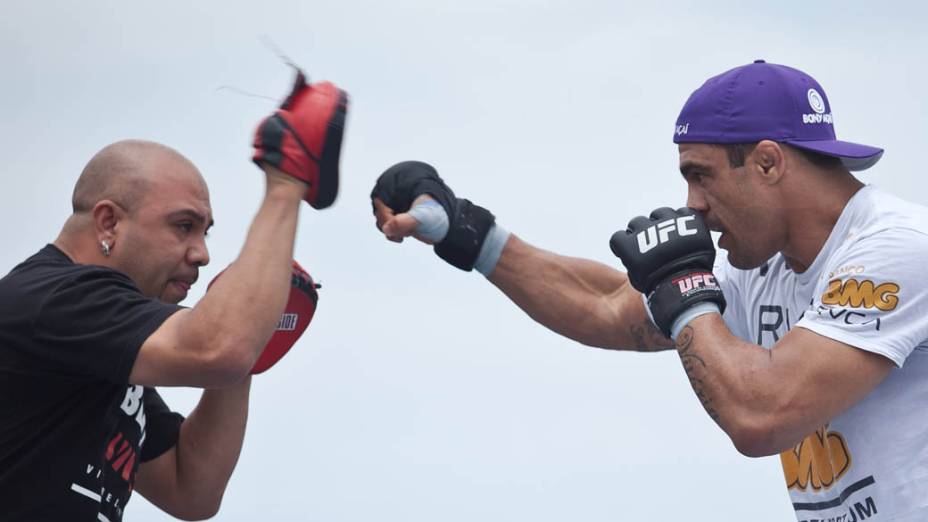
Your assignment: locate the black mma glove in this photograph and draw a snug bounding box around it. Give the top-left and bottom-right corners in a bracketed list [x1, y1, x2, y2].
[609, 207, 726, 338]
[371, 161, 495, 271]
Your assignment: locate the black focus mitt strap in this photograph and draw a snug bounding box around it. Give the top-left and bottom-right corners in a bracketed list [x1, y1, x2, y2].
[371, 161, 495, 271]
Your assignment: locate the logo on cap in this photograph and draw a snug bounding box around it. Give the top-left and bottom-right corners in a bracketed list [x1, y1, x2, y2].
[802, 88, 833, 125]
[807, 88, 826, 114]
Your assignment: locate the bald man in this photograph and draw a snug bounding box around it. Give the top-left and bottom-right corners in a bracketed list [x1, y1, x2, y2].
[0, 139, 312, 521]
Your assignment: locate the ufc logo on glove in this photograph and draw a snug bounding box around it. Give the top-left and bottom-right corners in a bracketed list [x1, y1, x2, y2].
[673, 272, 718, 294]
[636, 216, 698, 253]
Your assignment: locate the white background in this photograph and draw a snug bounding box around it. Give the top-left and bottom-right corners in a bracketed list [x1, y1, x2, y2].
[2, 1, 926, 520]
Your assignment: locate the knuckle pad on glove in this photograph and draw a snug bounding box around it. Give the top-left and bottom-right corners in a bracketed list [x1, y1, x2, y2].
[649, 207, 679, 220]
[626, 215, 653, 232]
[371, 161, 456, 216]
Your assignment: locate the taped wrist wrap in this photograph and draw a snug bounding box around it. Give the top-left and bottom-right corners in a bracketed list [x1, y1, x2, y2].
[474, 224, 511, 276]
[669, 302, 720, 340]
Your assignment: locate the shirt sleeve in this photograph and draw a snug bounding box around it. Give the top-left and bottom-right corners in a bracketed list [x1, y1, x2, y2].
[714, 256, 749, 342]
[140, 387, 185, 462]
[31, 267, 182, 383]
[796, 228, 928, 367]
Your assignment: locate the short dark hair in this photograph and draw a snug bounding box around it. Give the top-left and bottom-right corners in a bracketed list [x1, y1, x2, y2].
[722, 143, 756, 168]
[721, 142, 842, 170]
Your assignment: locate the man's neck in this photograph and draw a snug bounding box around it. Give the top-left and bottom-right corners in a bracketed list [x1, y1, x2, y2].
[780, 175, 864, 273]
[54, 215, 105, 266]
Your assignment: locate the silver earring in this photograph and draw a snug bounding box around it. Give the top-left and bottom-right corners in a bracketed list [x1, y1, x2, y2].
[101, 241, 111, 257]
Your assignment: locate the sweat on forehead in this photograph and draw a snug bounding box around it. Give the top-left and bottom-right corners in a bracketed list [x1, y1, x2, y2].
[71, 139, 203, 213]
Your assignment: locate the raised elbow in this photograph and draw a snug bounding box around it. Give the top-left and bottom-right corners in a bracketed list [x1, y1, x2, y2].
[195, 342, 254, 387]
[731, 433, 774, 458]
[171, 499, 222, 521]
[727, 415, 783, 458]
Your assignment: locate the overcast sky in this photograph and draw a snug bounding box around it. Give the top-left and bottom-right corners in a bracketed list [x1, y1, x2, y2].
[3, 1, 927, 520]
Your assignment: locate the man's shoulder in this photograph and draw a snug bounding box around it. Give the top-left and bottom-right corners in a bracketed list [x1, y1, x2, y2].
[842, 198, 928, 262]
[854, 186, 928, 239]
[4, 244, 133, 285]
[0, 245, 138, 313]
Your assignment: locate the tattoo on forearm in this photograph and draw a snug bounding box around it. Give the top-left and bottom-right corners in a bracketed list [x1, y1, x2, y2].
[675, 326, 720, 423]
[629, 320, 667, 352]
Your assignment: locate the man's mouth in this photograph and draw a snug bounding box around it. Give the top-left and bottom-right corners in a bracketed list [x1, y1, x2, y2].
[171, 277, 197, 293]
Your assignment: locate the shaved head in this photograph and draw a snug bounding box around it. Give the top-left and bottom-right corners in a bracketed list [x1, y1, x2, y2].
[72, 139, 201, 214]
[56, 139, 213, 302]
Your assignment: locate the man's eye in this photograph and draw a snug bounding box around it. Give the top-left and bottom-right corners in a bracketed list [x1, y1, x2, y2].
[178, 222, 193, 233]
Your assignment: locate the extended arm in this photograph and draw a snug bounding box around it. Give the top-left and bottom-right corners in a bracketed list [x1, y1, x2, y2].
[488, 235, 671, 351]
[135, 379, 251, 520]
[370, 161, 673, 353]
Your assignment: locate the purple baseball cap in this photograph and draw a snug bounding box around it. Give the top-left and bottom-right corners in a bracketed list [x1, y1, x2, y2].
[673, 60, 883, 171]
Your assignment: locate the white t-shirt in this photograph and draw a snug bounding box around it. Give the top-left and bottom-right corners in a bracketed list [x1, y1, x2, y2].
[715, 185, 928, 522]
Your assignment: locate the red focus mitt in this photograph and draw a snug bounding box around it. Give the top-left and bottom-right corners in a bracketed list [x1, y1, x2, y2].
[209, 261, 319, 374]
[253, 68, 349, 209]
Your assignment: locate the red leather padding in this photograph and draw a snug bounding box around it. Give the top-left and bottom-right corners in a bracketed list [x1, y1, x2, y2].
[251, 261, 318, 374]
[253, 69, 349, 209]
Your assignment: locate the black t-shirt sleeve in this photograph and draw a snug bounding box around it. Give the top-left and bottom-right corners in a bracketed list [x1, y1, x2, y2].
[31, 268, 182, 384]
[140, 387, 185, 462]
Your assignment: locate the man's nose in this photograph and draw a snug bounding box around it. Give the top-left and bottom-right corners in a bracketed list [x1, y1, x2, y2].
[686, 186, 708, 212]
[188, 238, 210, 267]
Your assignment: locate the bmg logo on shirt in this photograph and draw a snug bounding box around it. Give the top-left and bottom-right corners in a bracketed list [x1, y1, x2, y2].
[821, 278, 899, 311]
[781, 424, 851, 491]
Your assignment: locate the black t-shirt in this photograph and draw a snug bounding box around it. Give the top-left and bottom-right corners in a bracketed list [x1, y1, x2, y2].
[0, 245, 185, 521]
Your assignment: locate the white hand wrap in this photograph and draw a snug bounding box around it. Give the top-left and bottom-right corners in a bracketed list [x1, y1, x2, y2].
[410, 200, 450, 243]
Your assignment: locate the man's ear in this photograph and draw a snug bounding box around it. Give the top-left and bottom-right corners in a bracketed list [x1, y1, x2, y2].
[92, 199, 124, 248]
[751, 140, 785, 185]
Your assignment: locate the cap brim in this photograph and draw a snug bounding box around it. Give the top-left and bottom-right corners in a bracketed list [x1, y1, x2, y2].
[785, 139, 884, 171]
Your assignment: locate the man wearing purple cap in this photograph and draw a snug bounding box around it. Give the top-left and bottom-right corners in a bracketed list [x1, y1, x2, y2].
[371, 60, 926, 520]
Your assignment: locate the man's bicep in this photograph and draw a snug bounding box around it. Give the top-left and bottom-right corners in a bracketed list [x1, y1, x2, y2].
[130, 310, 189, 386]
[773, 327, 894, 431]
[130, 310, 233, 387]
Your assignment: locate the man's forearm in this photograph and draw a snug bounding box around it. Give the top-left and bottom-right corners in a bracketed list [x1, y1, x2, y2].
[185, 172, 304, 371]
[488, 235, 672, 351]
[173, 377, 251, 513]
[672, 315, 799, 455]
